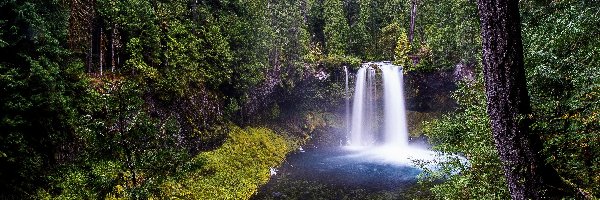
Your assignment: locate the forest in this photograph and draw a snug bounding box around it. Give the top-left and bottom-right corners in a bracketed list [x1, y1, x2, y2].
[0, 0, 598, 199]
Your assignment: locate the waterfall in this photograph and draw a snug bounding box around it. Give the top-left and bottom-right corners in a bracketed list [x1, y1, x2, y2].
[350, 65, 377, 146]
[380, 64, 409, 147]
[343, 62, 458, 168]
[349, 62, 408, 148]
[350, 67, 367, 146]
[344, 64, 461, 166]
[344, 66, 350, 143]
[366, 66, 376, 144]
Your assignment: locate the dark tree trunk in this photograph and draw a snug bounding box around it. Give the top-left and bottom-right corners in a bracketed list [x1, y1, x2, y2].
[99, 26, 103, 76]
[409, 0, 417, 45]
[68, 0, 95, 73]
[190, 0, 198, 23]
[111, 24, 116, 73]
[88, 23, 93, 74]
[476, 0, 562, 199]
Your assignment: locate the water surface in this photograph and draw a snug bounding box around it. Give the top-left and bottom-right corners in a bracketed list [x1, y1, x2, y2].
[253, 146, 432, 199]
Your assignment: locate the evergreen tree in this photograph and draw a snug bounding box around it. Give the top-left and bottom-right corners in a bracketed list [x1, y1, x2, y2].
[323, 0, 349, 56]
[394, 28, 411, 66]
[0, 0, 85, 197]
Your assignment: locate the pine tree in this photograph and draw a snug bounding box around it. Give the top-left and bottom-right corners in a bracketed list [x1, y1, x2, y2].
[394, 29, 411, 67]
[323, 0, 349, 56]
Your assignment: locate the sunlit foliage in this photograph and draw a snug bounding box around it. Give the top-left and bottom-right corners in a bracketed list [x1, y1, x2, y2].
[160, 126, 296, 199]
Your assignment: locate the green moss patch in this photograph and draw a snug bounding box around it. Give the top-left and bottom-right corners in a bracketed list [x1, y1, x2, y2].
[161, 125, 297, 199]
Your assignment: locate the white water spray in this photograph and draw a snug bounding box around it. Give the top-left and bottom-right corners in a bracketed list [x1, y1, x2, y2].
[350, 65, 377, 146]
[366, 67, 376, 144]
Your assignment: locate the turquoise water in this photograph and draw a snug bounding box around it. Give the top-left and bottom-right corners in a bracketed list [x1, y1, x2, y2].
[253, 147, 428, 199]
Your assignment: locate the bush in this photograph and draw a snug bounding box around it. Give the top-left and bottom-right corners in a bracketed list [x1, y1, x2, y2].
[160, 125, 296, 199]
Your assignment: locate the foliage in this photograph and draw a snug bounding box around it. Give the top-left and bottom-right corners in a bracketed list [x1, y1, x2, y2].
[266, 0, 311, 91]
[323, 0, 350, 56]
[0, 0, 83, 197]
[522, 0, 600, 196]
[417, 0, 599, 199]
[36, 78, 192, 199]
[394, 28, 411, 67]
[406, 111, 440, 138]
[355, 0, 407, 61]
[160, 125, 296, 199]
[307, 0, 409, 61]
[2, 0, 598, 198]
[378, 22, 402, 61]
[410, 0, 481, 71]
[37, 124, 296, 199]
[418, 77, 510, 199]
[96, 0, 265, 105]
[1, 0, 354, 197]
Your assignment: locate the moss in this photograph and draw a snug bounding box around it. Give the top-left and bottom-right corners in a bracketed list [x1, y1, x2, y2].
[160, 125, 298, 199]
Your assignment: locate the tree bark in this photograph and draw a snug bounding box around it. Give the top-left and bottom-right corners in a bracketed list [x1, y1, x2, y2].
[111, 24, 115, 73]
[409, 0, 417, 45]
[476, 0, 562, 199]
[100, 26, 103, 76]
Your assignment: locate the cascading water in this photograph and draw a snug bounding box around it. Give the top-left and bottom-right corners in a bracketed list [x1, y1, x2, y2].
[344, 66, 350, 142]
[345, 62, 442, 166]
[350, 67, 367, 146]
[344, 62, 464, 168]
[367, 67, 376, 144]
[257, 64, 464, 199]
[350, 64, 377, 146]
[349, 62, 408, 148]
[380, 64, 409, 147]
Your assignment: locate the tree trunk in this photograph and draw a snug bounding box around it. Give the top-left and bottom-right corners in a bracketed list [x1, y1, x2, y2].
[409, 0, 417, 45]
[111, 24, 115, 73]
[89, 0, 96, 74]
[89, 28, 93, 74]
[476, 0, 562, 199]
[99, 26, 103, 76]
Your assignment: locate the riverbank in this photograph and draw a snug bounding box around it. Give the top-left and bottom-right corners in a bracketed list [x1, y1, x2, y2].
[160, 125, 301, 199]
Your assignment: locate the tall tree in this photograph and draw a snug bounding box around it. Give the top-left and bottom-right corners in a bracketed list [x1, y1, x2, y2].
[323, 0, 349, 56]
[476, 0, 562, 199]
[1, 0, 83, 197]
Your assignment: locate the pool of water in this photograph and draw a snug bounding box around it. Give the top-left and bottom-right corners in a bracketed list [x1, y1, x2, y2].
[253, 146, 437, 199]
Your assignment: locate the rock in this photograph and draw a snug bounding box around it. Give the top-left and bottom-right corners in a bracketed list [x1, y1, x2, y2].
[270, 167, 278, 176]
[405, 69, 458, 112]
[298, 146, 305, 153]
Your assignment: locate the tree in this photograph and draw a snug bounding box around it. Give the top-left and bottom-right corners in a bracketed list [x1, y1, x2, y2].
[522, 1, 600, 197]
[0, 0, 85, 197]
[378, 22, 401, 60]
[323, 0, 349, 56]
[476, 0, 563, 198]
